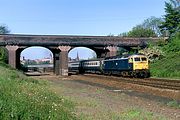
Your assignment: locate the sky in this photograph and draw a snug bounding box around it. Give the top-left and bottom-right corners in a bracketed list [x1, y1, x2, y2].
[21, 47, 95, 60]
[0, 0, 167, 60]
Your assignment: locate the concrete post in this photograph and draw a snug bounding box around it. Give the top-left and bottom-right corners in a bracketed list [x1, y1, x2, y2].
[6, 45, 19, 68]
[106, 46, 118, 57]
[58, 46, 71, 76]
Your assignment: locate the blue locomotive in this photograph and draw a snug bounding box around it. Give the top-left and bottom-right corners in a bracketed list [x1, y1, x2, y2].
[68, 54, 150, 78]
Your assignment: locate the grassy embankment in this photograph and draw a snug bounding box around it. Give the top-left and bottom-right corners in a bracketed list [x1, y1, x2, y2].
[0, 62, 77, 120]
[150, 34, 180, 79]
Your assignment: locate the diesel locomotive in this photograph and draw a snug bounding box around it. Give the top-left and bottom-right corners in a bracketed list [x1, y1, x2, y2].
[68, 54, 150, 78]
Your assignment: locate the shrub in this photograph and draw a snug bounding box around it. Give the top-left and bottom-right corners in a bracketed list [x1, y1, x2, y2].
[0, 47, 8, 63]
[150, 33, 180, 78]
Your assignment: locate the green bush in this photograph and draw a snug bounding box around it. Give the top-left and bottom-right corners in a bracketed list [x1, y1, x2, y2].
[150, 33, 180, 78]
[163, 32, 180, 54]
[0, 47, 8, 63]
[150, 53, 180, 78]
[0, 65, 78, 120]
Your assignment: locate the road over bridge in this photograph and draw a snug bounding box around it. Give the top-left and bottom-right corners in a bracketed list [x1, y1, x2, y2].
[0, 34, 165, 75]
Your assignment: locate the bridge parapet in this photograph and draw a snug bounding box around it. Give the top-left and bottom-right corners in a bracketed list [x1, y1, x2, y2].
[0, 34, 166, 47]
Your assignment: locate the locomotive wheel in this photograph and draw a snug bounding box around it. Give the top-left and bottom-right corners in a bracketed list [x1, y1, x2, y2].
[129, 71, 134, 78]
[134, 72, 139, 78]
[108, 72, 112, 76]
[121, 72, 127, 77]
[144, 72, 150, 78]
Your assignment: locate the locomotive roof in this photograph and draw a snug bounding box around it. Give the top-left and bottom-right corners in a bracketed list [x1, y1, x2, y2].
[68, 54, 147, 63]
[104, 54, 146, 60]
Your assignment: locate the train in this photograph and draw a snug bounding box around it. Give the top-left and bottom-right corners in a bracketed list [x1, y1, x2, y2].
[68, 54, 150, 78]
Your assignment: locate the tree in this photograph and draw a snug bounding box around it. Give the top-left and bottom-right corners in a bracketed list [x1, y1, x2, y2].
[0, 24, 10, 34]
[160, 0, 180, 37]
[118, 32, 128, 37]
[139, 46, 164, 62]
[128, 25, 157, 37]
[118, 16, 163, 37]
[169, 0, 180, 10]
[141, 17, 163, 36]
[0, 24, 10, 63]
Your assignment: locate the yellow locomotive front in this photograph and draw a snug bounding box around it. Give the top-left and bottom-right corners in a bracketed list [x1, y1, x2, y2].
[128, 55, 150, 78]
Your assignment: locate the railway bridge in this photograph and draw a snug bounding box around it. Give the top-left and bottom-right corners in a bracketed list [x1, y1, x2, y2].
[0, 34, 165, 75]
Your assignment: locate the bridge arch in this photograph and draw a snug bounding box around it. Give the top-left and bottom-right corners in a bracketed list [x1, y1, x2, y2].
[20, 46, 53, 60]
[68, 47, 97, 60]
[20, 46, 54, 73]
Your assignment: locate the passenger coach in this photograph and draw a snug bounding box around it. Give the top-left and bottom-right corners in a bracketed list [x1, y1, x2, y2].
[80, 60, 102, 74]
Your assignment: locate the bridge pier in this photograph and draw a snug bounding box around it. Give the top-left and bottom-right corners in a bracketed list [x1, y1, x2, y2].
[6, 45, 19, 68]
[94, 48, 107, 58]
[58, 46, 71, 76]
[53, 46, 71, 76]
[106, 46, 118, 57]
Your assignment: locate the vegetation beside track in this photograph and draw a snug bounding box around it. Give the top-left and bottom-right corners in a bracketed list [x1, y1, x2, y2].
[167, 100, 180, 109]
[150, 33, 180, 79]
[0, 62, 77, 120]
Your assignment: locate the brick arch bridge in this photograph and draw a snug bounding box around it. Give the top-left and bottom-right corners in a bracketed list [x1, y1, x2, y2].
[0, 34, 165, 76]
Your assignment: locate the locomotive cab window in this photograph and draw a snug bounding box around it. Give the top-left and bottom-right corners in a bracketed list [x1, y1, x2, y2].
[129, 58, 133, 63]
[134, 57, 140, 62]
[141, 57, 147, 61]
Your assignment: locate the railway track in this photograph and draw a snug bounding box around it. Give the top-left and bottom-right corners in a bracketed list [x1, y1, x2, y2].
[83, 74, 180, 90]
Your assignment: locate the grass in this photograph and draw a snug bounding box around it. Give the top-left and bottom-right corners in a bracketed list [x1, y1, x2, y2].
[79, 108, 167, 120]
[0, 63, 78, 120]
[167, 100, 180, 109]
[118, 109, 166, 120]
